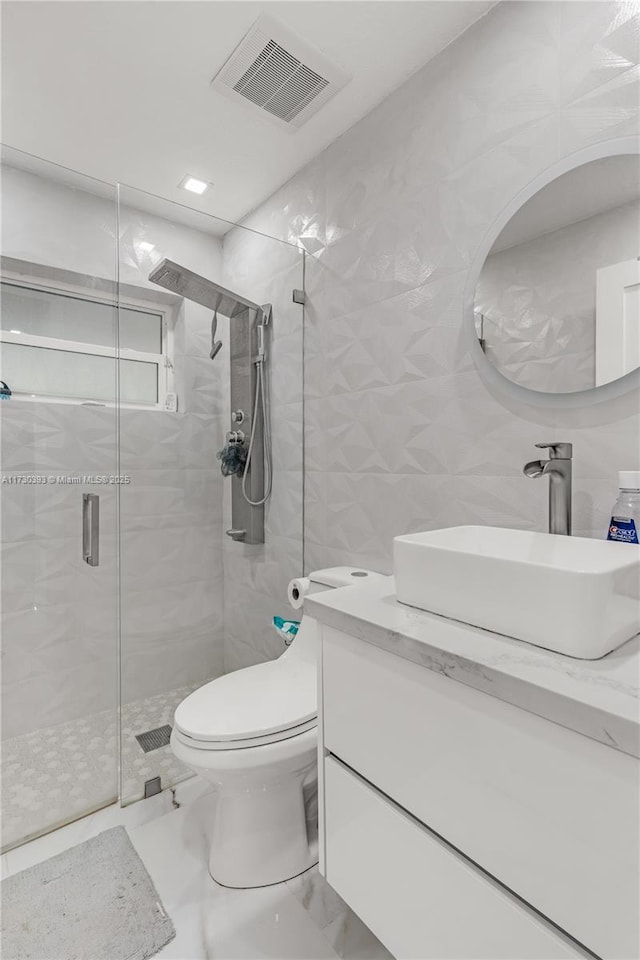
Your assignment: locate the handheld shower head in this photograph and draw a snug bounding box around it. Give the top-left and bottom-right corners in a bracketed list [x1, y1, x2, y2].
[210, 310, 223, 361]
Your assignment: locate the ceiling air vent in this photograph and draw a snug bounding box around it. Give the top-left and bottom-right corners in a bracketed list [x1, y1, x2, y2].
[211, 15, 351, 131]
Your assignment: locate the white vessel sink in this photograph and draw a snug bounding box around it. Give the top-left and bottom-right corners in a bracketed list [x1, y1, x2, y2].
[393, 526, 640, 659]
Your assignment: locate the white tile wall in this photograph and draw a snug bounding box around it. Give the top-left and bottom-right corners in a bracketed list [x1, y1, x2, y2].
[226, 0, 640, 601]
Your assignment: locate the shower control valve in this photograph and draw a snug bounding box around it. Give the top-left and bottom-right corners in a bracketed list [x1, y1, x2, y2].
[226, 430, 245, 444]
[231, 410, 245, 424]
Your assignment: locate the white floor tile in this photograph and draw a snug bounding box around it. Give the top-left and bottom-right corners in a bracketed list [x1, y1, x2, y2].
[322, 910, 394, 960]
[286, 866, 349, 929]
[2, 778, 387, 960]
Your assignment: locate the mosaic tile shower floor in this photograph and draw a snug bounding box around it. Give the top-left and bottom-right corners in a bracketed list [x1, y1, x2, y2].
[1, 682, 201, 850]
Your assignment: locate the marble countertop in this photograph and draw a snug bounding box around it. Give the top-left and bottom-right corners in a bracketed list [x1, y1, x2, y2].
[306, 578, 640, 759]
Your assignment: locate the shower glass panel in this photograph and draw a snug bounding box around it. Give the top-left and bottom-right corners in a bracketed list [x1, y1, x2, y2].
[0, 151, 119, 850]
[117, 186, 304, 803]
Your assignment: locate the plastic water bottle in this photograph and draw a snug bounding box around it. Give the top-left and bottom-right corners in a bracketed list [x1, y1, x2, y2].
[607, 472, 640, 544]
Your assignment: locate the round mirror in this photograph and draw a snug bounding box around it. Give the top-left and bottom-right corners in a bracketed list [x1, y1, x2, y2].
[474, 153, 640, 394]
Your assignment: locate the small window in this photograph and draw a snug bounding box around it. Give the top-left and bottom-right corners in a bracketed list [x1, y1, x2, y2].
[0, 280, 171, 407]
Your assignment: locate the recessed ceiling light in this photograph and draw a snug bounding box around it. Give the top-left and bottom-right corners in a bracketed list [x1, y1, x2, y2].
[179, 175, 210, 195]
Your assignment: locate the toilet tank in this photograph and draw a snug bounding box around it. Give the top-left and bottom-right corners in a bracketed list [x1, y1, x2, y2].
[310, 567, 383, 590]
[283, 567, 383, 663]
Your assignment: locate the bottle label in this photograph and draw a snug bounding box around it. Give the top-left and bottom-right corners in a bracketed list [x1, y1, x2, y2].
[607, 516, 639, 544]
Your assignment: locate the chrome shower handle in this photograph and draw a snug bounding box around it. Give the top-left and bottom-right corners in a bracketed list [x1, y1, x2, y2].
[82, 493, 99, 566]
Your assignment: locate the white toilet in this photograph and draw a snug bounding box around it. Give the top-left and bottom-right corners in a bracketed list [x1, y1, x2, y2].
[170, 566, 381, 888]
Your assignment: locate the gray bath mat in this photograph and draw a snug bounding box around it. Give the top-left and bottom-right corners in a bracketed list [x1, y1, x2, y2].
[1, 825, 175, 960]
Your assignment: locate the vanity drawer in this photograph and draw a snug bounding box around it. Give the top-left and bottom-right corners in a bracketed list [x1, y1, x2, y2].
[324, 757, 585, 959]
[321, 626, 640, 960]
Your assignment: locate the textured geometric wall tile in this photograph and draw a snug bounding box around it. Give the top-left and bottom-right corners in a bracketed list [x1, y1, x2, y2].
[224, 215, 307, 284]
[560, 63, 640, 150]
[223, 589, 286, 668]
[182, 355, 226, 414]
[0, 477, 36, 542]
[304, 471, 327, 550]
[118, 410, 184, 470]
[566, 415, 640, 481]
[228, 533, 301, 609]
[264, 472, 304, 543]
[31, 403, 118, 474]
[1, 539, 38, 609]
[182, 301, 218, 359]
[270, 402, 304, 473]
[323, 380, 455, 476]
[179, 414, 224, 471]
[324, 472, 452, 571]
[0, 405, 35, 471]
[269, 331, 304, 407]
[119, 628, 224, 707]
[443, 371, 560, 478]
[572, 477, 618, 540]
[1, 659, 119, 740]
[440, 475, 549, 534]
[120, 525, 223, 593]
[318, 296, 474, 399]
[559, 2, 640, 103]
[222, 0, 639, 647]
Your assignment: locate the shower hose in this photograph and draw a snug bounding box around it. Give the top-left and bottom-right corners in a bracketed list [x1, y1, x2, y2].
[241, 357, 272, 506]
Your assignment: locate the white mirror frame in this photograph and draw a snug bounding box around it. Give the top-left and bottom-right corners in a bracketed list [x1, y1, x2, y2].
[464, 137, 640, 409]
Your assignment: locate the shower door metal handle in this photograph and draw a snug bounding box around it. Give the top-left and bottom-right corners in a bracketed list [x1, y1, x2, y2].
[82, 493, 99, 566]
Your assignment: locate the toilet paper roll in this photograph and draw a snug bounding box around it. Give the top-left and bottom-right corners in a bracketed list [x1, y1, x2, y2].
[288, 567, 385, 609]
[288, 577, 311, 610]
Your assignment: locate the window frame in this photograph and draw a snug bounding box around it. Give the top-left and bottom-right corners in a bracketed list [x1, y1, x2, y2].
[0, 271, 175, 410]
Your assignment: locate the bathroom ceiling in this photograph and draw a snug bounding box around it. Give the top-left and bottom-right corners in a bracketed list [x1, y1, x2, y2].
[1, 1, 495, 235]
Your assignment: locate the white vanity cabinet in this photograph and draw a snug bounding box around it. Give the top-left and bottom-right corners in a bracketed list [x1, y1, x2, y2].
[318, 625, 640, 960]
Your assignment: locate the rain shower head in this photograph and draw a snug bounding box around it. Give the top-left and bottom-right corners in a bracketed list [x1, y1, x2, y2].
[148, 259, 260, 319]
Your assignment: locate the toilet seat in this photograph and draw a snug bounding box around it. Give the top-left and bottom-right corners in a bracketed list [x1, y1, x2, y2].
[172, 717, 317, 751]
[174, 658, 317, 749]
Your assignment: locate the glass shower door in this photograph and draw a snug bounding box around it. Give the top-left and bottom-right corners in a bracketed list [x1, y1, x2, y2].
[116, 185, 305, 803]
[0, 150, 120, 849]
[116, 184, 228, 803]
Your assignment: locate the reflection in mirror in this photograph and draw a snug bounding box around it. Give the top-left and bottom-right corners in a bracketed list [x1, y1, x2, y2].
[475, 154, 640, 394]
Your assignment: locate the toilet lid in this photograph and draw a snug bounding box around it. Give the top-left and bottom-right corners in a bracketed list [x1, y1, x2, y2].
[174, 658, 317, 743]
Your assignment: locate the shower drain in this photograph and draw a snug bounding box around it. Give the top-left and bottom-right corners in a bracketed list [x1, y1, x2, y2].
[135, 724, 172, 753]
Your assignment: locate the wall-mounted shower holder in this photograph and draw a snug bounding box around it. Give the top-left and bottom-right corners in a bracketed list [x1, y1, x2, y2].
[228, 303, 273, 544]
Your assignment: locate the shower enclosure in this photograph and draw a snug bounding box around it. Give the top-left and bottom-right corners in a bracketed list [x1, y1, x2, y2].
[0, 150, 305, 849]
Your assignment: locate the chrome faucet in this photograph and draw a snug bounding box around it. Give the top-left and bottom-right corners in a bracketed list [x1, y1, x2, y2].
[523, 442, 573, 536]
